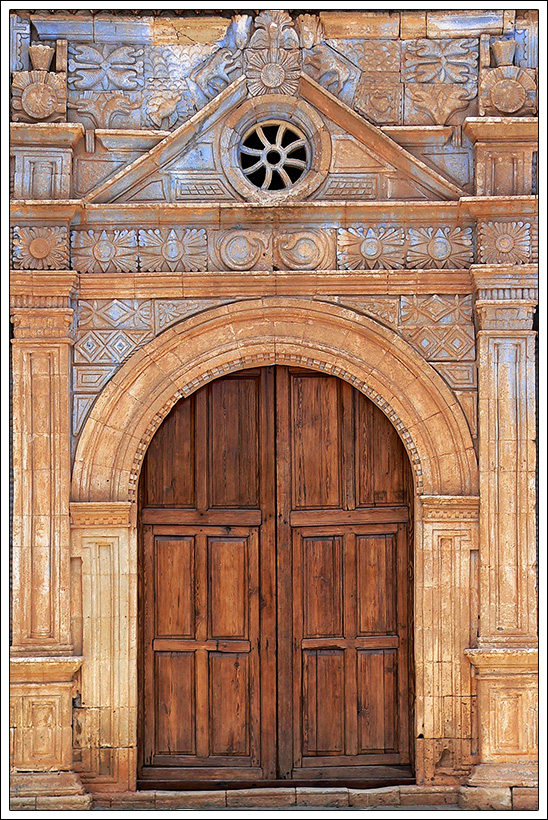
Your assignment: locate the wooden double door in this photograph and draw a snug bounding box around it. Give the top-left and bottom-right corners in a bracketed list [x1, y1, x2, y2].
[138, 366, 413, 786]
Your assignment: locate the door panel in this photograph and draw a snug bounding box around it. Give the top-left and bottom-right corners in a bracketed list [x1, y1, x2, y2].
[139, 365, 412, 785]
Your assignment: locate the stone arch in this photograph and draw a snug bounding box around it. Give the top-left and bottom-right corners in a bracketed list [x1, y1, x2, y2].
[72, 297, 478, 501]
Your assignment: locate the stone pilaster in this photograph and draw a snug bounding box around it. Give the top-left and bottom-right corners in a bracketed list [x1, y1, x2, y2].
[415, 496, 480, 784]
[70, 502, 137, 793]
[10, 269, 90, 808]
[465, 264, 538, 788]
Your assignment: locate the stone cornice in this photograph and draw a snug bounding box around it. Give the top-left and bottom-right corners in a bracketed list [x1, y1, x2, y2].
[10, 201, 81, 224]
[465, 647, 538, 673]
[421, 495, 480, 522]
[10, 270, 78, 308]
[463, 117, 538, 144]
[10, 122, 85, 148]
[460, 195, 537, 219]
[10, 656, 83, 683]
[69, 502, 133, 528]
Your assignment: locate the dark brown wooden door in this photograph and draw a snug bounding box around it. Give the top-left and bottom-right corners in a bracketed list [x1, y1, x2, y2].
[138, 366, 412, 786]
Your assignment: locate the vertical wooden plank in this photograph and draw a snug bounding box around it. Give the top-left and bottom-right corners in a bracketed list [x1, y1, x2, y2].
[303, 536, 343, 638]
[155, 653, 195, 754]
[383, 649, 397, 752]
[209, 653, 249, 756]
[155, 537, 195, 638]
[247, 527, 262, 768]
[291, 527, 303, 770]
[195, 534, 209, 759]
[344, 533, 358, 757]
[291, 373, 341, 509]
[341, 380, 356, 511]
[302, 651, 317, 757]
[144, 396, 195, 507]
[396, 522, 410, 761]
[195, 386, 208, 512]
[259, 366, 277, 779]
[208, 537, 247, 639]
[276, 365, 294, 778]
[315, 651, 345, 753]
[358, 650, 385, 751]
[209, 376, 259, 508]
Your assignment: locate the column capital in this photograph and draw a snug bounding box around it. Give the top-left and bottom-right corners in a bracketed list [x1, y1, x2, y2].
[420, 495, 480, 522]
[470, 264, 537, 330]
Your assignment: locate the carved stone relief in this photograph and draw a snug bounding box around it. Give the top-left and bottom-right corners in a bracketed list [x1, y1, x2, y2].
[478, 221, 531, 265]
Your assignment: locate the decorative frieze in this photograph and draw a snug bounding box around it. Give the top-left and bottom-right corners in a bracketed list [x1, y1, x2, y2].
[337, 226, 406, 270]
[138, 228, 207, 272]
[71, 229, 138, 273]
[407, 226, 473, 268]
[68, 44, 144, 91]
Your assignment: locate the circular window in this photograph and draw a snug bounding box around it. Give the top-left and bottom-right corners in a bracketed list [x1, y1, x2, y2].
[239, 121, 310, 191]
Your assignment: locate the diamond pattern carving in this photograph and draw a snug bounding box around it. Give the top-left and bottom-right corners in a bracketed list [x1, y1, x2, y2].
[400, 295, 475, 362]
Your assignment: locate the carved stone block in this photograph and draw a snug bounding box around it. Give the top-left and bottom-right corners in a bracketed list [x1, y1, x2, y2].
[403, 38, 478, 83]
[478, 221, 531, 265]
[71, 229, 139, 273]
[327, 39, 401, 74]
[337, 226, 406, 270]
[355, 76, 403, 125]
[404, 83, 477, 126]
[10, 14, 31, 72]
[12, 225, 69, 270]
[208, 229, 272, 271]
[68, 43, 144, 91]
[11, 148, 72, 199]
[11, 71, 67, 123]
[138, 228, 207, 272]
[479, 66, 537, 115]
[407, 226, 473, 269]
[273, 229, 336, 270]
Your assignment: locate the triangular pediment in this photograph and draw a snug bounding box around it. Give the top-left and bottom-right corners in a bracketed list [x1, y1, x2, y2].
[85, 41, 465, 205]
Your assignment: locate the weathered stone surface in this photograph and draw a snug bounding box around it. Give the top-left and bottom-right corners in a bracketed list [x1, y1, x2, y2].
[296, 787, 349, 806]
[512, 787, 539, 810]
[226, 788, 296, 807]
[156, 790, 227, 808]
[458, 786, 512, 810]
[349, 786, 400, 806]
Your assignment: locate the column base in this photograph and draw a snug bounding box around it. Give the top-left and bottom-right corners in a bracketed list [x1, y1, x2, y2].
[467, 762, 538, 788]
[10, 771, 92, 810]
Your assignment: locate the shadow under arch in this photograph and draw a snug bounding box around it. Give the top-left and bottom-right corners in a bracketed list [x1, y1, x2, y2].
[72, 297, 478, 502]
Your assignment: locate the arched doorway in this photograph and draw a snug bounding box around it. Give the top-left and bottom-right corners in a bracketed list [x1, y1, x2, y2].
[137, 365, 414, 787]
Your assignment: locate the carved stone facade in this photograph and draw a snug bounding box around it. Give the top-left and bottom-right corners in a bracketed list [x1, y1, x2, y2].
[9, 9, 538, 811]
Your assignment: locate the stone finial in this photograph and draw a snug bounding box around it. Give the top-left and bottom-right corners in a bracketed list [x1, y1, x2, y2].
[28, 43, 55, 71]
[296, 14, 324, 49]
[491, 39, 516, 67]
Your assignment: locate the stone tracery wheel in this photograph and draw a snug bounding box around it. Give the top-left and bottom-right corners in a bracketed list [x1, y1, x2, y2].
[239, 121, 310, 191]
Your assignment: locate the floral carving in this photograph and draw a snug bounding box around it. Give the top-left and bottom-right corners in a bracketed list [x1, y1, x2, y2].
[11, 70, 66, 122]
[405, 83, 476, 125]
[337, 227, 406, 270]
[274, 230, 333, 270]
[479, 66, 537, 116]
[478, 222, 531, 265]
[68, 90, 141, 129]
[71, 230, 138, 273]
[245, 9, 301, 96]
[68, 44, 144, 91]
[217, 230, 269, 270]
[138, 228, 207, 272]
[407, 227, 473, 269]
[248, 10, 300, 50]
[12, 226, 68, 270]
[403, 38, 478, 83]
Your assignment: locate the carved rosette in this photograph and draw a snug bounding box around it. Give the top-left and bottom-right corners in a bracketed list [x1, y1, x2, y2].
[11, 226, 69, 270]
[479, 66, 537, 115]
[407, 226, 473, 269]
[138, 228, 207, 272]
[11, 70, 66, 123]
[71, 229, 138, 273]
[337, 227, 406, 270]
[478, 221, 531, 265]
[245, 10, 302, 97]
[274, 230, 334, 270]
[217, 230, 270, 270]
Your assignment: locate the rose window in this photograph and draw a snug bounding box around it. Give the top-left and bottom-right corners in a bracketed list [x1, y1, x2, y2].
[239, 121, 310, 191]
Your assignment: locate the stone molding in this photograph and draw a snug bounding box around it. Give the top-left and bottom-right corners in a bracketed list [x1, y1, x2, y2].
[420, 495, 480, 521]
[10, 269, 78, 309]
[70, 501, 132, 528]
[465, 647, 538, 672]
[10, 656, 83, 683]
[10, 122, 84, 147]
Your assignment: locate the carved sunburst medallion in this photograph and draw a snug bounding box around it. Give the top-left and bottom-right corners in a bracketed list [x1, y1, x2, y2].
[479, 221, 531, 265]
[337, 227, 406, 270]
[246, 49, 301, 96]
